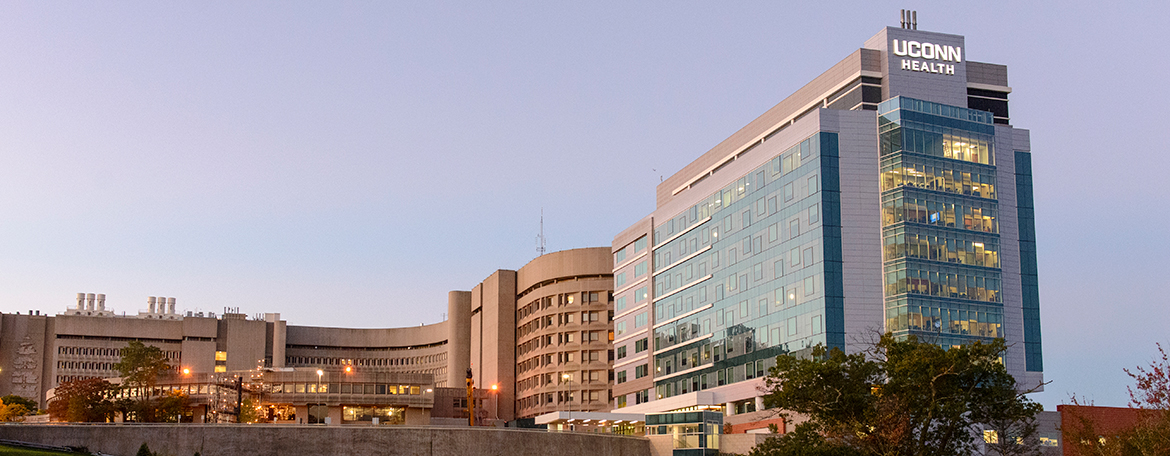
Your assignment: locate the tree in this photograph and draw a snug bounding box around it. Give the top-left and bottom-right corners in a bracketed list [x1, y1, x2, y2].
[237, 397, 260, 424]
[114, 341, 172, 393]
[114, 341, 174, 422]
[157, 390, 191, 423]
[0, 395, 38, 421]
[751, 334, 1042, 456]
[47, 378, 113, 422]
[1, 394, 39, 412]
[0, 402, 29, 422]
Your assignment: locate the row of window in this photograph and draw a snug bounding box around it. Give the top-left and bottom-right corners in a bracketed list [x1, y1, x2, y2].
[517, 388, 608, 411]
[882, 227, 1000, 268]
[518, 349, 611, 373]
[518, 309, 608, 344]
[265, 383, 423, 395]
[880, 155, 997, 199]
[57, 361, 119, 371]
[616, 365, 649, 384]
[614, 337, 649, 360]
[654, 358, 776, 400]
[614, 389, 651, 408]
[518, 328, 608, 358]
[880, 124, 995, 165]
[517, 369, 609, 393]
[517, 292, 609, 323]
[58, 346, 179, 360]
[284, 353, 445, 368]
[614, 262, 648, 289]
[615, 286, 649, 314]
[886, 299, 1004, 338]
[884, 262, 1003, 303]
[614, 236, 648, 265]
[882, 191, 998, 233]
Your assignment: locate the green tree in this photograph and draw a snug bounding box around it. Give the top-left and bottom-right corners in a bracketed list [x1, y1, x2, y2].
[47, 378, 113, 422]
[237, 397, 260, 423]
[1, 394, 39, 412]
[751, 334, 1041, 456]
[114, 341, 174, 421]
[114, 341, 172, 393]
[0, 395, 37, 421]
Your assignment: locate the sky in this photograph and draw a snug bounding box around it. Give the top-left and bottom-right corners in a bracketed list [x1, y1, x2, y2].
[1, 1, 1167, 410]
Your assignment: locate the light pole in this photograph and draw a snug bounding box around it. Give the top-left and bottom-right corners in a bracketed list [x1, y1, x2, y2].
[490, 384, 499, 424]
[315, 369, 324, 425]
[562, 373, 572, 430]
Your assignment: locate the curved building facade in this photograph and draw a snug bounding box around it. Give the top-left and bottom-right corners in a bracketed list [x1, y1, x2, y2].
[513, 248, 614, 419]
[0, 247, 614, 423]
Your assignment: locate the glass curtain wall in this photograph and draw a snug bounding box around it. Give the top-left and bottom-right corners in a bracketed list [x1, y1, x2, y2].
[649, 132, 842, 400]
[878, 97, 1004, 346]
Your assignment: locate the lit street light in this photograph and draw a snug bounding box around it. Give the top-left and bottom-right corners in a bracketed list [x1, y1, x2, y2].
[490, 384, 499, 424]
[562, 373, 572, 430]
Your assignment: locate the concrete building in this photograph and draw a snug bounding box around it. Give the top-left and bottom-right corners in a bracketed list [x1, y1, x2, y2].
[0, 247, 612, 426]
[610, 19, 1043, 421]
[452, 247, 615, 421]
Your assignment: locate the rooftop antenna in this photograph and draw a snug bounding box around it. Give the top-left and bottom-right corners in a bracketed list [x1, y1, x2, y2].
[536, 208, 547, 256]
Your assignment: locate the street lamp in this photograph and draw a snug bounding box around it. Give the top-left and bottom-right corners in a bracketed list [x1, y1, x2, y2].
[316, 369, 324, 394]
[562, 373, 572, 430]
[490, 384, 499, 424]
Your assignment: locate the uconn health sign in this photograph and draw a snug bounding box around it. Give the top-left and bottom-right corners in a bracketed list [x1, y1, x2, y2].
[892, 39, 962, 75]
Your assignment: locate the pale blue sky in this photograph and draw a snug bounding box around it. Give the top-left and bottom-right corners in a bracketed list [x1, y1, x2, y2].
[1, 1, 1166, 410]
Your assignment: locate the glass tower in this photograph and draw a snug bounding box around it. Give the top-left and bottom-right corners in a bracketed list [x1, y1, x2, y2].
[878, 97, 1005, 347]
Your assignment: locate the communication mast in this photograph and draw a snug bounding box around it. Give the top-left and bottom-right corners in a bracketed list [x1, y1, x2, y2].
[536, 209, 547, 256]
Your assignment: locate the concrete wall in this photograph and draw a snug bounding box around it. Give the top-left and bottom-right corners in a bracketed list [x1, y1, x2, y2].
[0, 425, 649, 456]
[471, 270, 517, 421]
[446, 291, 472, 387]
[0, 313, 52, 408]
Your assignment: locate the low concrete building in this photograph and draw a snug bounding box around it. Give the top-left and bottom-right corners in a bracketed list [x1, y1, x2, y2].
[0, 247, 614, 423]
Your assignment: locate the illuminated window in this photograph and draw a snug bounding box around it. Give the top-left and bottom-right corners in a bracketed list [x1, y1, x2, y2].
[214, 365, 226, 373]
[215, 351, 227, 362]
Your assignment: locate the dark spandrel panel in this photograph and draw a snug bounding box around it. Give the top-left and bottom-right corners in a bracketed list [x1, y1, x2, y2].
[967, 88, 1009, 100]
[827, 87, 863, 111]
[993, 118, 1010, 125]
[826, 78, 862, 105]
[967, 97, 1009, 119]
[862, 85, 883, 103]
[861, 76, 883, 85]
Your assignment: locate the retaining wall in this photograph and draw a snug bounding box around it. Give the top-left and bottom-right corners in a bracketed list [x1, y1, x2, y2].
[0, 424, 649, 456]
